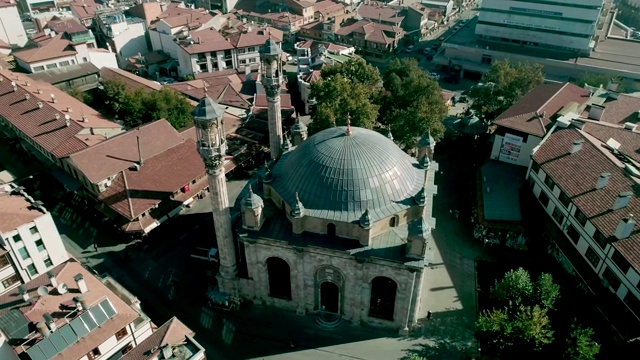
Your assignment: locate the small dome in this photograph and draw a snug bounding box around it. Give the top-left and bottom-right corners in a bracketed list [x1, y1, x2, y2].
[242, 185, 264, 209]
[271, 126, 424, 222]
[418, 131, 435, 149]
[193, 96, 225, 121]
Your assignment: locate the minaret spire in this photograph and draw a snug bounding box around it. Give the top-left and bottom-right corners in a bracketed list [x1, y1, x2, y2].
[345, 113, 352, 136]
[260, 38, 284, 160]
[193, 96, 237, 294]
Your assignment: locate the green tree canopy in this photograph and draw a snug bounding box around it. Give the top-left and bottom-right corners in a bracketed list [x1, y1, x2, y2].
[95, 79, 195, 130]
[319, 58, 382, 88]
[470, 59, 544, 121]
[380, 58, 447, 148]
[490, 268, 560, 311]
[573, 72, 626, 93]
[563, 321, 601, 360]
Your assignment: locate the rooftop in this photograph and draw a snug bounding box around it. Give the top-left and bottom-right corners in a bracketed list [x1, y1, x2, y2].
[150, 6, 212, 30]
[494, 82, 591, 137]
[0, 68, 122, 158]
[99, 67, 163, 92]
[69, 0, 98, 20]
[357, 2, 405, 25]
[0, 260, 141, 360]
[0, 0, 17, 8]
[580, 92, 640, 125]
[13, 34, 77, 63]
[46, 19, 89, 35]
[167, 80, 251, 109]
[120, 317, 201, 360]
[223, 26, 284, 48]
[28, 62, 100, 85]
[178, 27, 234, 54]
[0, 186, 45, 234]
[481, 161, 525, 221]
[335, 19, 403, 45]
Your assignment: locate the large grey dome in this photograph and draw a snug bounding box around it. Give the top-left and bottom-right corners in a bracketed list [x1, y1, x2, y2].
[270, 126, 425, 222]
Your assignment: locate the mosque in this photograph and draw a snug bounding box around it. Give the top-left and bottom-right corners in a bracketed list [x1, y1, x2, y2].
[194, 39, 438, 331]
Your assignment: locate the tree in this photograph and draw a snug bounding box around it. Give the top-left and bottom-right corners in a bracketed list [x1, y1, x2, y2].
[379, 58, 447, 148]
[66, 85, 91, 104]
[491, 268, 560, 310]
[574, 72, 626, 93]
[99, 78, 129, 117]
[308, 74, 380, 134]
[563, 322, 600, 360]
[145, 88, 195, 129]
[319, 58, 382, 88]
[470, 59, 544, 121]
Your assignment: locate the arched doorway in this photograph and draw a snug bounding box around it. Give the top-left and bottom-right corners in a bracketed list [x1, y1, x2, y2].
[327, 223, 336, 237]
[266, 257, 292, 300]
[320, 282, 340, 313]
[369, 276, 397, 321]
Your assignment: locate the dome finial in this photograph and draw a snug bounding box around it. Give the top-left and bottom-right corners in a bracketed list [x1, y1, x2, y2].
[291, 192, 305, 218]
[346, 113, 352, 136]
[248, 184, 253, 194]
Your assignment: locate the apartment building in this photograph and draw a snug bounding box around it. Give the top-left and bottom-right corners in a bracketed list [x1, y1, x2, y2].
[476, 0, 604, 54]
[148, 5, 215, 60]
[334, 18, 404, 56]
[47, 18, 97, 49]
[13, 31, 117, 74]
[176, 25, 283, 77]
[94, 11, 149, 67]
[0, 0, 28, 47]
[0, 259, 155, 360]
[0, 184, 69, 294]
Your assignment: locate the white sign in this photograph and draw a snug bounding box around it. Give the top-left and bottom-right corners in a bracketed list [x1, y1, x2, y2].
[502, 20, 561, 31]
[499, 133, 523, 164]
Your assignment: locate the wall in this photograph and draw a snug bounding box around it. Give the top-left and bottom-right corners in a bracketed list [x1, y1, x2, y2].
[0, 252, 20, 295]
[475, 23, 593, 52]
[149, 21, 181, 59]
[88, 50, 118, 69]
[241, 239, 424, 329]
[0, 5, 28, 46]
[113, 22, 149, 66]
[18, 54, 79, 73]
[489, 132, 542, 167]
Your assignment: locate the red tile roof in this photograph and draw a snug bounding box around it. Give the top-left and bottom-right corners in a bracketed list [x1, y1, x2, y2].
[47, 18, 88, 35]
[582, 121, 640, 163]
[100, 67, 163, 92]
[0, 260, 139, 360]
[533, 126, 640, 273]
[167, 81, 251, 109]
[152, 6, 212, 30]
[0, 38, 11, 49]
[494, 82, 591, 137]
[335, 19, 403, 45]
[97, 138, 206, 221]
[178, 27, 234, 54]
[121, 317, 195, 360]
[0, 0, 17, 8]
[69, 120, 184, 183]
[301, 69, 322, 83]
[69, 0, 98, 20]
[581, 93, 640, 125]
[13, 34, 77, 63]
[0, 69, 121, 158]
[357, 2, 405, 25]
[224, 26, 283, 48]
[0, 191, 44, 233]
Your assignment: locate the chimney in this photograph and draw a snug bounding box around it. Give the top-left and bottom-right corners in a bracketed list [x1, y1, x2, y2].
[37, 88, 42, 94]
[613, 191, 633, 210]
[24, 93, 30, 100]
[595, 173, 611, 189]
[11, 81, 16, 91]
[65, 115, 71, 127]
[588, 104, 605, 120]
[55, 113, 60, 120]
[43, 313, 57, 332]
[47, 271, 58, 288]
[36, 322, 51, 338]
[74, 273, 88, 293]
[615, 214, 636, 239]
[570, 139, 584, 154]
[136, 136, 144, 166]
[51, 93, 56, 103]
[18, 285, 29, 301]
[161, 345, 172, 359]
[73, 295, 90, 310]
[82, 115, 88, 122]
[66, 106, 72, 112]
[25, 81, 30, 87]
[198, 36, 201, 44]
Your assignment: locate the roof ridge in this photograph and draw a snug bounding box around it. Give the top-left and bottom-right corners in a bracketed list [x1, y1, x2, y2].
[121, 171, 136, 220]
[536, 82, 568, 114]
[160, 316, 179, 346]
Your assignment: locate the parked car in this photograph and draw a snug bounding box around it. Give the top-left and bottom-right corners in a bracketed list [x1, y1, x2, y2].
[428, 73, 441, 80]
[405, 45, 415, 53]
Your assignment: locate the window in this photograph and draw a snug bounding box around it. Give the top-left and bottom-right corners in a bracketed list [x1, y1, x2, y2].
[240, 59, 247, 64]
[35, 240, 46, 252]
[43, 256, 53, 268]
[544, 174, 556, 191]
[82, 57, 88, 63]
[1, 274, 20, 288]
[71, 59, 76, 64]
[567, 225, 580, 244]
[121, 343, 134, 355]
[46, 63, 58, 69]
[593, 230, 608, 249]
[248, 47, 256, 52]
[13, 234, 22, 243]
[481, 54, 492, 64]
[249, 58, 256, 63]
[602, 266, 621, 291]
[389, 216, 398, 227]
[0, 254, 9, 269]
[559, 191, 570, 208]
[584, 246, 600, 268]
[552, 207, 565, 225]
[59, 60, 70, 66]
[574, 208, 588, 227]
[238, 48, 245, 54]
[26, 264, 38, 277]
[29, 226, 38, 235]
[33, 66, 45, 72]
[87, 347, 102, 360]
[17, 247, 29, 260]
[530, 161, 540, 175]
[115, 327, 128, 341]
[538, 191, 550, 207]
[369, 277, 397, 320]
[612, 250, 631, 274]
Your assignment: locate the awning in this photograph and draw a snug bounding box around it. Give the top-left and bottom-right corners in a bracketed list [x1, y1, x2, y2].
[51, 168, 82, 192]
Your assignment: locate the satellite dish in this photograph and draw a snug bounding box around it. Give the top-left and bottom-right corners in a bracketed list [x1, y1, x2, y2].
[37, 286, 49, 296]
[57, 283, 68, 295]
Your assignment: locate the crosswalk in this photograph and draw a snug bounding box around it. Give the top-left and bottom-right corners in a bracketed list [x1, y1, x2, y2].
[200, 307, 215, 329]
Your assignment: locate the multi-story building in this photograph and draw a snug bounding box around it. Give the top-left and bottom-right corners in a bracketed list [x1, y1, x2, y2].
[0, 0, 28, 48]
[404, 3, 442, 38]
[334, 18, 404, 56]
[176, 25, 283, 77]
[0, 258, 155, 360]
[13, 31, 117, 74]
[120, 317, 205, 360]
[94, 11, 149, 67]
[0, 68, 124, 168]
[476, 0, 604, 54]
[356, 1, 404, 27]
[46, 18, 97, 48]
[0, 184, 69, 294]
[420, 0, 454, 17]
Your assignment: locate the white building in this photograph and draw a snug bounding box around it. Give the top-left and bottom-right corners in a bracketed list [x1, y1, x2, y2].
[419, 0, 454, 17]
[0, 0, 27, 47]
[148, 5, 215, 61]
[13, 32, 117, 73]
[0, 184, 69, 293]
[476, 0, 604, 53]
[95, 12, 149, 67]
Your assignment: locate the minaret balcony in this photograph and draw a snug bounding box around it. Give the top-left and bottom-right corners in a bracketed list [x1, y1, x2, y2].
[199, 146, 217, 158]
[262, 76, 282, 87]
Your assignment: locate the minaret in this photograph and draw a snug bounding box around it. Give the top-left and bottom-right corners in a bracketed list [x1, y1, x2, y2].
[259, 38, 284, 160]
[193, 95, 237, 291]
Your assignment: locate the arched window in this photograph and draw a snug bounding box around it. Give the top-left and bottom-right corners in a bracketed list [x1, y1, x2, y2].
[266, 257, 292, 300]
[369, 276, 397, 321]
[327, 223, 336, 237]
[389, 216, 398, 227]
